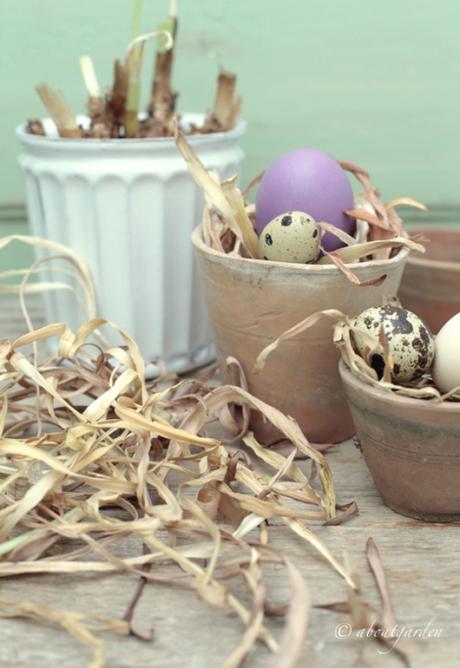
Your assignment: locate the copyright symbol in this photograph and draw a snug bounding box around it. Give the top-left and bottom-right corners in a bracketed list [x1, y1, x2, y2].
[335, 623, 352, 639]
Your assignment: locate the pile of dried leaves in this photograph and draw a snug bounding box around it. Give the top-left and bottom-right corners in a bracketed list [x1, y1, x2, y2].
[27, 1, 240, 140]
[0, 236, 412, 667]
[175, 131, 427, 287]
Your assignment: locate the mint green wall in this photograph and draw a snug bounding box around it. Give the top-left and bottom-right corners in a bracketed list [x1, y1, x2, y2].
[1, 0, 460, 261]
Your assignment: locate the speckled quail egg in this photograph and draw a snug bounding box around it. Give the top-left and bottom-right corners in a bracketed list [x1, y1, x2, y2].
[353, 304, 435, 383]
[257, 211, 321, 264]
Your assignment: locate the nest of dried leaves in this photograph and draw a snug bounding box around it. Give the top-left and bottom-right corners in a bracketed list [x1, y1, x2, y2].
[255, 305, 460, 403]
[175, 131, 427, 287]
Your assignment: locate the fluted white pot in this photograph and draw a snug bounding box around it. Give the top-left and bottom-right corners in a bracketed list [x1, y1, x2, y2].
[16, 114, 246, 373]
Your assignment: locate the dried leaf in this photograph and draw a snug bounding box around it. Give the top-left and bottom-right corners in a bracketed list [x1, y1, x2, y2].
[366, 537, 398, 635]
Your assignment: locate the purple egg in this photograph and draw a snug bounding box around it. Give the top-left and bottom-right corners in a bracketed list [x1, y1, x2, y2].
[255, 148, 355, 252]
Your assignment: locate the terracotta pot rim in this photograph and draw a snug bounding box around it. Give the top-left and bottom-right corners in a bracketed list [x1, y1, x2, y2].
[339, 359, 460, 415]
[407, 227, 460, 272]
[192, 224, 409, 273]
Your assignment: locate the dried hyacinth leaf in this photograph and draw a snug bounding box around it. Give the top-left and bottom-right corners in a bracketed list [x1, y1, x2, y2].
[318, 221, 356, 247]
[320, 247, 387, 287]
[212, 71, 237, 127]
[0, 280, 76, 296]
[232, 512, 266, 539]
[144, 534, 277, 651]
[341, 160, 399, 259]
[2, 508, 83, 561]
[0, 468, 66, 542]
[202, 385, 335, 509]
[242, 170, 265, 202]
[0, 394, 7, 436]
[0, 440, 82, 476]
[254, 309, 344, 373]
[107, 59, 129, 129]
[366, 537, 398, 636]
[35, 84, 82, 138]
[80, 56, 108, 135]
[344, 208, 391, 231]
[82, 369, 139, 421]
[175, 130, 258, 257]
[202, 70, 241, 133]
[385, 197, 427, 212]
[215, 358, 251, 440]
[386, 206, 405, 240]
[268, 559, 310, 668]
[0, 538, 219, 578]
[0, 235, 96, 318]
[226, 467, 351, 585]
[148, 3, 178, 123]
[226, 94, 242, 132]
[440, 385, 460, 401]
[339, 159, 369, 178]
[80, 55, 100, 99]
[324, 500, 359, 526]
[317, 237, 424, 265]
[175, 131, 237, 221]
[222, 549, 266, 668]
[113, 400, 218, 447]
[124, 30, 173, 137]
[0, 596, 131, 668]
[286, 518, 356, 589]
[124, 0, 145, 137]
[340, 160, 389, 227]
[222, 182, 259, 257]
[219, 483, 324, 521]
[377, 326, 394, 384]
[314, 601, 350, 613]
[6, 350, 83, 420]
[243, 432, 312, 492]
[347, 584, 378, 631]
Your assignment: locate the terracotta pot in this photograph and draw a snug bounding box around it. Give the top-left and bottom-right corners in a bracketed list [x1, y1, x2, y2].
[339, 360, 460, 521]
[192, 225, 409, 444]
[399, 227, 460, 333]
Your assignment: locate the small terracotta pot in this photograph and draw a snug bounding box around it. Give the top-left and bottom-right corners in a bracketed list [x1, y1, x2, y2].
[399, 227, 460, 333]
[339, 360, 460, 521]
[192, 225, 408, 444]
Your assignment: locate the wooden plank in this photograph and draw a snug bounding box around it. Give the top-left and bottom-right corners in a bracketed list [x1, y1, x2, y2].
[0, 296, 457, 667]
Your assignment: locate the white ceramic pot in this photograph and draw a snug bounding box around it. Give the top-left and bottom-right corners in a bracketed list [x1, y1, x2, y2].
[16, 114, 246, 373]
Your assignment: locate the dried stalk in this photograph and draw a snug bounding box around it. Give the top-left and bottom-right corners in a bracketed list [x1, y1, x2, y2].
[202, 70, 241, 133]
[80, 56, 107, 136]
[147, 1, 178, 126]
[35, 84, 82, 138]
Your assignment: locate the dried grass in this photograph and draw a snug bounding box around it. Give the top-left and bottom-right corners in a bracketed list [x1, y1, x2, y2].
[0, 237, 361, 667]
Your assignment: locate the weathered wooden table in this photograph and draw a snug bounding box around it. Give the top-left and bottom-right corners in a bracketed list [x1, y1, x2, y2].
[0, 297, 458, 668]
